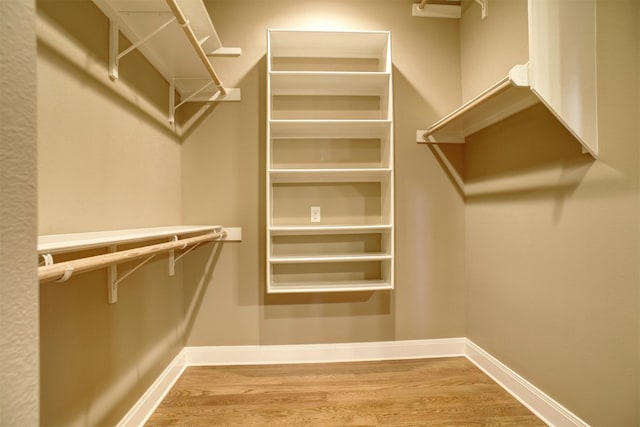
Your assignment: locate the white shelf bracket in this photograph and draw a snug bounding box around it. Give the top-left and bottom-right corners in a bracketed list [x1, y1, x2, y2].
[475, 0, 488, 20]
[169, 80, 176, 125]
[107, 244, 158, 304]
[108, 245, 118, 303]
[108, 16, 177, 81]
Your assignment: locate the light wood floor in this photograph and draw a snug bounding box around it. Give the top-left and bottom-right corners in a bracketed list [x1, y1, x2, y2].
[146, 357, 546, 426]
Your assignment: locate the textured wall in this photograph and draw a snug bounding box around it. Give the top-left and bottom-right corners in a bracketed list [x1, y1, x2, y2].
[180, 0, 467, 346]
[0, 1, 39, 425]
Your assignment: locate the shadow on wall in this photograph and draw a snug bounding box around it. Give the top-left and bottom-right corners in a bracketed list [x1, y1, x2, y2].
[431, 104, 595, 222]
[37, 0, 177, 137]
[39, 251, 186, 426]
[182, 242, 227, 341]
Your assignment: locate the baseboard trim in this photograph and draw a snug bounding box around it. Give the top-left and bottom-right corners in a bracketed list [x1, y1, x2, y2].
[185, 338, 466, 366]
[117, 350, 187, 427]
[464, 339, 589, 427]
[120, 339, 589, 427]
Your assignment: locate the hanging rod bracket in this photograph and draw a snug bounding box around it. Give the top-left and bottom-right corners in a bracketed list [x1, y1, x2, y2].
[475, 0, 488, 20]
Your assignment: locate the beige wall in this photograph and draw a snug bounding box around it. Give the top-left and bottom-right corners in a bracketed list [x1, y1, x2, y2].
[463, 1, 639, 425]
[181, 0, 466, 346]
[0, 1, 39, 425]
[37, 1, 185, 425]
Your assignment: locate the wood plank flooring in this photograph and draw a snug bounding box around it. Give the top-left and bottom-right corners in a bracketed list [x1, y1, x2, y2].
[146, 357, 546, 426]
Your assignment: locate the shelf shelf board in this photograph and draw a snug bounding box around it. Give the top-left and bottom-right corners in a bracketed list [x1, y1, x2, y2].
[267, 280, 393, 294]
[269, 225, 392, 236]
[417, 64, 539, 144]
[270, 120, 391, 139]
[269, 168, 391, 183]
[269, 72, 390, 96]
[38, 225, 223, 254]
[269, 253, 392, 264]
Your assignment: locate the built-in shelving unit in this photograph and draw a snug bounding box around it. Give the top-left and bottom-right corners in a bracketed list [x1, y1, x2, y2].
[38, 225, 242, 303]
[266, 29, 394, 294]
[417, 0, 597, 157]
[92, 0, 241, 124]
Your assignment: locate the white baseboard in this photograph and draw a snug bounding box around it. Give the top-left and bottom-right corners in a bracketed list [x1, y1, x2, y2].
[117, 350, 187, 427]
[464, 339, 589, 427]
[185, 338, 466, 366]
[120, 338, 589, 427]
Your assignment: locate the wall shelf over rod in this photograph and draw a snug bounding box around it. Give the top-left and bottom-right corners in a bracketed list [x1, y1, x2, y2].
[38, 225, 242, 303]
[92, 0, 241, 124]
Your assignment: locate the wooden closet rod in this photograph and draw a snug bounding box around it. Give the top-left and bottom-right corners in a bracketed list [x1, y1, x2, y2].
[164, 0, 227, 95]
[39, 230, 225, 284]
[424, 76, 512, 137]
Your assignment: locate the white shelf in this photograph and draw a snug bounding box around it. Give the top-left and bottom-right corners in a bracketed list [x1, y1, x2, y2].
[270, 120, 391, 139]
[269, 225, 392, 236]
[38, 225, 240, 254]
[268, 30, 391, 69]
[270, 72, 390, 96]
[269, 168, 392, 183]
[269, 253, 392, 264]
[268, 280, 393, 294]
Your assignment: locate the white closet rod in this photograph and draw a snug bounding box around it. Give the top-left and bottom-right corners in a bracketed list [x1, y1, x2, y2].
[164, 0, 227, 95]
[38, 230, 225, 284]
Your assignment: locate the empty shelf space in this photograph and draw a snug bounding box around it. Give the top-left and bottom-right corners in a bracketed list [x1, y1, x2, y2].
[270, 120, 392, 139]
[269, 259, 392, 293]
[271, 182, 390, 226]
[271, 95, 389, 121]
[268, 30, 390, 73]
[271, 137, 388, 169]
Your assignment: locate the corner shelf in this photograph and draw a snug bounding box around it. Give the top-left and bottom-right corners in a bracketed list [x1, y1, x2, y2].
[266, 29, 395, 294]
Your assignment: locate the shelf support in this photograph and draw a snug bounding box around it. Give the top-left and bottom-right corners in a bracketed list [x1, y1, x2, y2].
[108, 16, 177, 81]
[475, 0, 488, 20]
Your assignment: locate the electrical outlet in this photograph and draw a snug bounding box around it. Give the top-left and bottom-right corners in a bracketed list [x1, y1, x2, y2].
[311, 206, 321, 223]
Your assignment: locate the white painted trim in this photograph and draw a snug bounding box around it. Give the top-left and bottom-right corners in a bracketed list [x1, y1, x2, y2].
[116, 350, 187, 427]
[464, 339, 589, 427]
[185, 338, 466, 366]
[119, 339, 589, 427]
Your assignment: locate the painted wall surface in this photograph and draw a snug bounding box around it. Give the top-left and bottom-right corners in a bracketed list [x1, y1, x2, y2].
[463, 1, 640, 425]
[181, 0, 467, 346]
[37, 1, 185, 425]
[0, 1, 39, 425]
[459, 0, 528, 102]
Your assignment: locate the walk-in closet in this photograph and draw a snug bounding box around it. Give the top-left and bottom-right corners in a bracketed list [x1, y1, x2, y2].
[1, 0, 638, 426]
